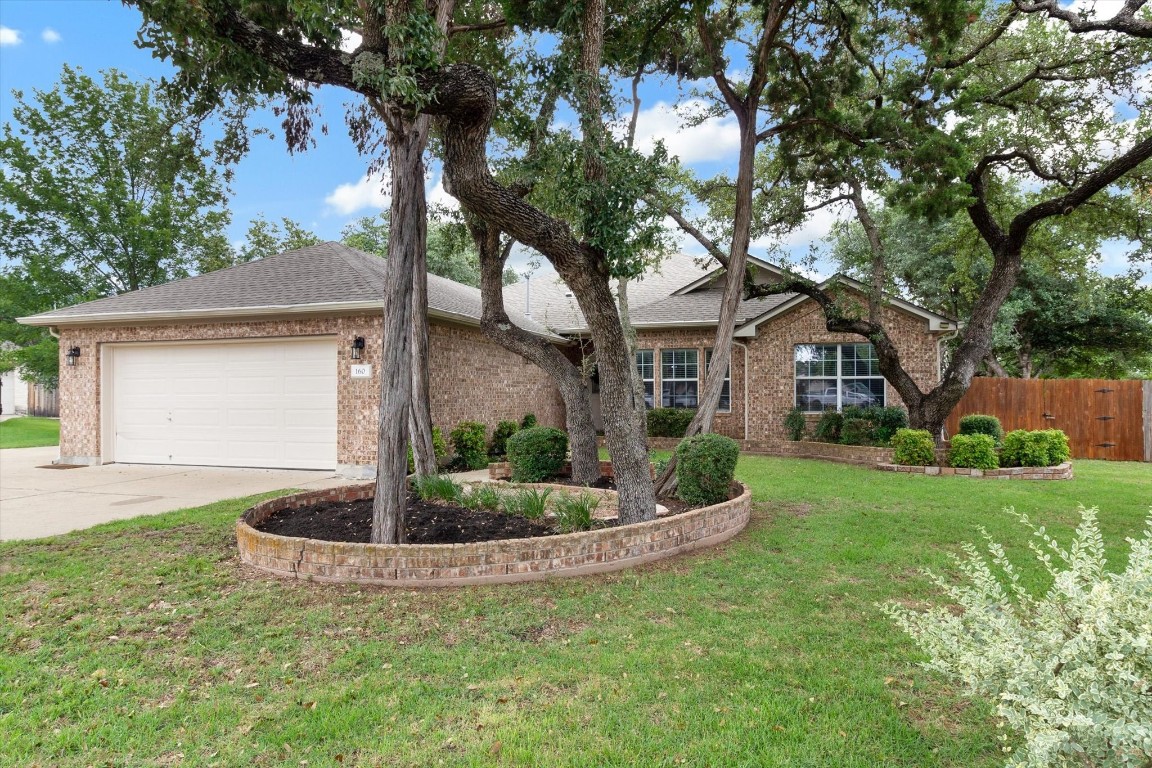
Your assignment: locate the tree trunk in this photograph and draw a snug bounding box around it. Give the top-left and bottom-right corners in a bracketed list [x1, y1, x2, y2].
[409, 236, 437, 477]
[371, 116, 430, 544]
[469, 218, 600, 485]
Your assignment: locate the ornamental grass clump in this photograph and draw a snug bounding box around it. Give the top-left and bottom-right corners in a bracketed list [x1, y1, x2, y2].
[890, 428, 936, 466]
[948, 433, 999, 470]
[552, 492, 600, 532]
[413, 474, 461, 504]
[675, 433, 739, 506]
[462, 483, 502, 512]
[506, 426, 568, 482]
[503, 487, 552, 519]
[883, 506, 1152, 768]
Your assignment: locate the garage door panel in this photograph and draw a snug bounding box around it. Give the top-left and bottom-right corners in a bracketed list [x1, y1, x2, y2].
[112, 340, 336, 470]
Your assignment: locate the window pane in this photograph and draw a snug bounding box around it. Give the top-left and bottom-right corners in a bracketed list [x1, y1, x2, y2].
[842, 379, 885, 407]
[643, 381, 654, 409]
[661, 380, 698, 408]
[661, 349, 698, 379]
[706, 349, 731, 412]
[636, 349, 654, 379]
[795, 344, 838, 377]
[796, 378, 838, 411]
[841, 344, 880, 376]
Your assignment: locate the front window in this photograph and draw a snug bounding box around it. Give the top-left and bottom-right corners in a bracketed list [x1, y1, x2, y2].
[795, 343, 884, 412]
[705, 349, 731, 412]
[661, 349, 698, 408]
[635, 349, 654, 409]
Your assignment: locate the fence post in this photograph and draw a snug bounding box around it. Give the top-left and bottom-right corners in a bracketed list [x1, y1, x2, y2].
[1144, 380, 1151, 463]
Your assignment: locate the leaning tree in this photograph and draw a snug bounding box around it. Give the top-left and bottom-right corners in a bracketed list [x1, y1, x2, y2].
[126, 0, 669, 528]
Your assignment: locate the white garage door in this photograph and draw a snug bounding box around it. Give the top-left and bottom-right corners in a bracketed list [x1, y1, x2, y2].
[109, 338, 337, 470]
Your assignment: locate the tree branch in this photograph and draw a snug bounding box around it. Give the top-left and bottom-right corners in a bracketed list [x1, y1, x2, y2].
[1013, 0, 1152, 38]
[449, 18, 506, 36]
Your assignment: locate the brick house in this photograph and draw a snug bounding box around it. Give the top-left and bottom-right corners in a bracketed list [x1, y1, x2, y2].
[504, 254, 955, 446]
[21, 244, 953, 477]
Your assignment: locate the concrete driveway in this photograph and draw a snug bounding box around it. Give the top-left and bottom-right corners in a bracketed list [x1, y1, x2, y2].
[0, 446, 356, 541]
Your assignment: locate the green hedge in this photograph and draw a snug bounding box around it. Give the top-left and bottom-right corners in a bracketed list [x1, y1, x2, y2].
[507, 426, 568, 482]
[675, 433, 739, 506]
[783, 408, 806, 441]
[1001, 429, 1070, 467]
[958, 414, 1004, 444]
[948, 433, 999, 470]
[890, 429, 936, 466]
[489, 420, 519, 457]
[647, 408, 695, 438]
[450, 421, 489, 470]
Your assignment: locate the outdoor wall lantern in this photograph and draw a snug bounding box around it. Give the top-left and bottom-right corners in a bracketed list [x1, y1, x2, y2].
[65, 346, 81, 367]
[351, 336, 366, 360]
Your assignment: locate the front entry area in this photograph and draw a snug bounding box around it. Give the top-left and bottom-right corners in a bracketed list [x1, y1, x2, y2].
[103, 338, 337, 470]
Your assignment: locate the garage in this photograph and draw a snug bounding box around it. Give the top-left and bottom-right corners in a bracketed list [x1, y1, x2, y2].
[104, 338, 337, 470]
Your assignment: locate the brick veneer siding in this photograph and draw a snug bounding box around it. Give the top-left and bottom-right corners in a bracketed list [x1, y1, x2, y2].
[237, 481, 751, 586]
[878, 462, 1074, 480]
[55, 315, 564, 473]
[630, 300, 940, 444]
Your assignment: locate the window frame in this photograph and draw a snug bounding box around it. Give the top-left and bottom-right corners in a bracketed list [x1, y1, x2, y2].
[660, 348, 699, 409]
[704, 348, 732, 413]
[635, 349, 655, 409]
[794, 343, 885, 412]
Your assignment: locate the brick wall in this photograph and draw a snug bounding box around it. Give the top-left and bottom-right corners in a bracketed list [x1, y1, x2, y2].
[56, 315, 564, 471]
[630, 300, 940, 443]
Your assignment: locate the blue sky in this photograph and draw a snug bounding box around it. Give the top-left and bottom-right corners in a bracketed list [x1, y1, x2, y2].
[0, 0, 1143, 282]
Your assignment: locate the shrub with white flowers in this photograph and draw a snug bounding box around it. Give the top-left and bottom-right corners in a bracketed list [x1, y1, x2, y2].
[883, 506, 1152, 768]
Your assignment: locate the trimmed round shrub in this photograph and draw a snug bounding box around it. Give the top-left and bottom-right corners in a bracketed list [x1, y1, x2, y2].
[507, 426, 568, 482]
[891, 429, 936, 466]
[450, 421, 489, 470]
[647, 407, 696, 438]
[489, 420, 519, 457]
[839, 417, 873, 446]
[520, 413, 538, 429]
[813, 410, 843, 443]
[958, 414, 1004, 444]
[784, 407, 806, 441]
[948, 433, 999, 470]
[675, 433, 739, 506]
[1002, 429, 1070, 467]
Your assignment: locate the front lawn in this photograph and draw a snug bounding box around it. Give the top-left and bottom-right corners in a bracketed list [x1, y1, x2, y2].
[0, 416, 60, 449]
[1, 457, 1147, 766]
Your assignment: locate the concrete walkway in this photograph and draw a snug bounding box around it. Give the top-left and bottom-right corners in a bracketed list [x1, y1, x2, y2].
[0, 446, 356, 541]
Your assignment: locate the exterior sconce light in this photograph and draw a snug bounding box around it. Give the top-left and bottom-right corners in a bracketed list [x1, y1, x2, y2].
[65, 346, 81, 367]
[351, 336, 366, 360]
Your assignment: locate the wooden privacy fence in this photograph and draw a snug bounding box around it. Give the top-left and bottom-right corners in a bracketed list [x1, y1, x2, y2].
[26, 383, 58, 417]
[945, 378, 1150, 462]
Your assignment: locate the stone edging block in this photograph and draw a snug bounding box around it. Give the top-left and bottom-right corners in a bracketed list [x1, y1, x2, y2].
[876, 462, 1074, 480]
[237, 482, 751, 587]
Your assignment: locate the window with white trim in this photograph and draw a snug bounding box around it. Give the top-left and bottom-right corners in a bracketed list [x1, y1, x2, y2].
[705, 349, 731, 412]
[661, 349, 698, 408]
[794, 343, 884, 412]
[635, 349, 654, 409]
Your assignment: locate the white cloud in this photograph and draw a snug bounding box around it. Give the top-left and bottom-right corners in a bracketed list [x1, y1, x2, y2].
[426, 173, 459, 213]
[0, 26, 22, 46]
[628, 99, 740, 164]
[324, 173, 390, 215]
[41, 28, 61, 43]
[340, 29, 362, 53]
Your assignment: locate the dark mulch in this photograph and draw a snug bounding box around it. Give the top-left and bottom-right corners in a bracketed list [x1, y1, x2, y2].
[256, 492, 559, 544]
[255, 476, 738, 545]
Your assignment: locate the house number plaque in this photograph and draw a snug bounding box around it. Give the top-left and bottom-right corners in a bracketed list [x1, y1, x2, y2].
[350, 364, 372, 379]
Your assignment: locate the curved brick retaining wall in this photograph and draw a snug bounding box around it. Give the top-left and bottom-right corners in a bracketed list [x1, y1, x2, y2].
[877, 462, 1073, 480]
[237, 481, 751, 587]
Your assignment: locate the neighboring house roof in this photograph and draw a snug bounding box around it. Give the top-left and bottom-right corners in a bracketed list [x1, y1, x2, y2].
[18, 242, 563, 341]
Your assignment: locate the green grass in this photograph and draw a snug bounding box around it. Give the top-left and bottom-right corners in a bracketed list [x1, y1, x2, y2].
[0, 416, 60, 449]
[1, 457, 1147, 767]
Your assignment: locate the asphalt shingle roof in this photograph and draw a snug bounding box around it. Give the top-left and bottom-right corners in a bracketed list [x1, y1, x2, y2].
[21, 242, 560, 339]
[502, 253, 796, 333]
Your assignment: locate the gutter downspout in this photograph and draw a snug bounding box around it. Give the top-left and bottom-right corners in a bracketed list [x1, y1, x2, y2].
[733, 340, 749, 441]
[48, 326, 59, 339]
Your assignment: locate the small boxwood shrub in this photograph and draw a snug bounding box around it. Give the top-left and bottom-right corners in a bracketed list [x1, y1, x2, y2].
[675, 433, 739, 506]
[450, 421, 489, 471]
[891, 429, 936, 466]
[783, 408, 806, 441]
[520, 413, 537, 429]
[507, 426, 568, 482]
[958, 414, 1004, 444]
[839, 417, 873, 446]
[870, 406, 909, 444]
[489, 420, 519, 457]
[813, 410, 843, 443]
[948, 433, 999, 470]
[1002, 429, 1071, 467]
[647, 407, 695, 438]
